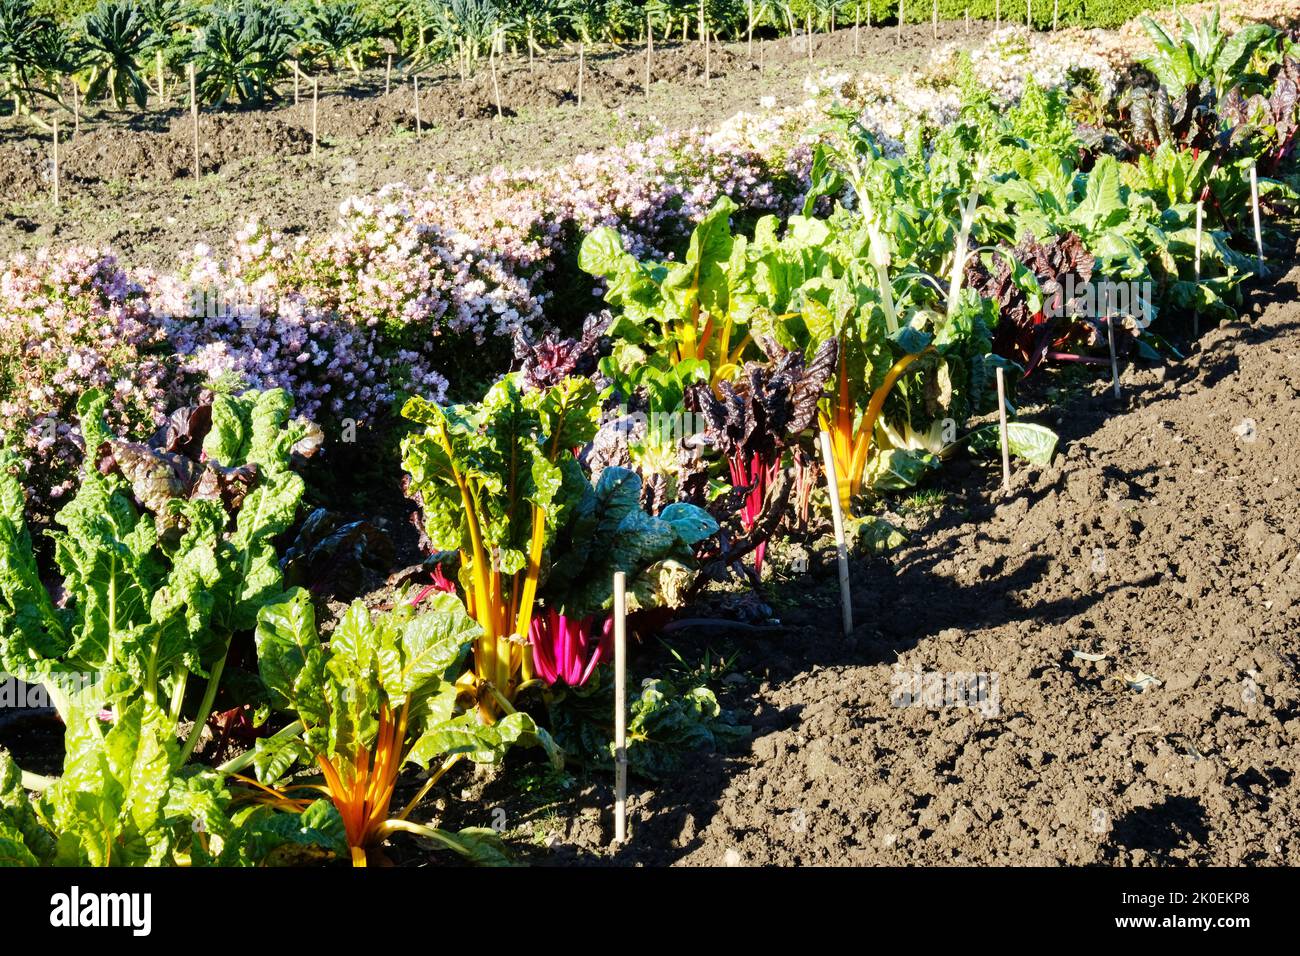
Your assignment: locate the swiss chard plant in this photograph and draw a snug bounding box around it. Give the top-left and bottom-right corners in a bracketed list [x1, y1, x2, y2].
[0, 386, 335, 867]
[401, 374, 599, 720]
[251, 586, 554, 866]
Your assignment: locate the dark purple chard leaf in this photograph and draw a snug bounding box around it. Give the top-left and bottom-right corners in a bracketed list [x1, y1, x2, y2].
[690, 339, 836, 577]
[695, 338, 838, 465]
[149, 395, 214, 459]
[515, 313, 612, 391]
[190, 462, 260, 512]
[970, 233, 1096, 376]
[99, 440, 198, 515]
[280, 508, 395, 601]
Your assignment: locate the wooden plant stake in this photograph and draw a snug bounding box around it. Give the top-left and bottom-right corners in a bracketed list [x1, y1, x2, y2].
[577, 42, 585, 108]
[293, 59, 299, 105]
[817, 430, 854, 638]
[613, 571, 628, 844]
[51, 117, 59, 207]
[995, 367, 1011, 492]
[897, 0, 903, 46]
[1193, 200, 1203, 337]
[156, 50, 165, 106]
[413, 75, 421, 137]
[932, 0, 938, 39]
[385, 54, 392, 95]
[72, 82, 80, 138]
[1053, 0, 1059, 31]
[311, 77, 319, 156]
[748, 0, 754, 60]
[490, 45, 503, 118]
[1250, 163, 1265, 275]
[189, 64, 199, 182]
[1106, 316, 1121, 400]
[1027, 0, 1032, 29]
[645, 13, 653, 97]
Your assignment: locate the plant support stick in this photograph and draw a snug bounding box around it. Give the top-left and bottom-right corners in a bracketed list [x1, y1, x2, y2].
[490, 46, 503, 118]
[385, 53, 392, 94]
[51, 117, 59, 207]
[646, 13, 652, 96]
[413, 75, 421, 136]
[189, 64, 199, 181]
[613, 570, 628, 844]
[1193, 200, 1203, 338]
[1250, 163, 1265, 275]
[818, 430, 854, 638]
[1106, 317, 1121, 400]
[995, 367, 1011, 492]
[311, 77, 319, 156]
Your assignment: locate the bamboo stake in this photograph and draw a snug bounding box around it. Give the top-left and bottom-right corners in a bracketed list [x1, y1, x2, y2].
[613, 571, 628, 844]
[1250, 163, 1265, 275]
[932, 0, 938, 38]
[995, 367, 1012, 491]
[646, 13, 652, 96]
[748, 0, 754, 60]
[1193, 200, 1203, 338]
[1106, 316, 1121, 400]
[818, 430, 854, 638]
[1027, 0, 1032, 29]
[292, 59, 299, 105]
[189, 64, 199, 181]
[311, 77, 319, 156]
[1053, 0, 1059, 31]
[413, 75, 421, 136]
[156, 50, 165, 106]
[490, 45, 503, 118]
[385, 53, 392, 95]
[72, 81, 79, 138]
[577, 42, 584, 107]
[51, 116, 59, 207]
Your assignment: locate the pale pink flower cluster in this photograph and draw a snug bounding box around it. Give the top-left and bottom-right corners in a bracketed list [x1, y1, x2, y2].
[0, 248, 187, 510]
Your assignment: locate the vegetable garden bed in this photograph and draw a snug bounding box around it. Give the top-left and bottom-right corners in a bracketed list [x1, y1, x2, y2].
[0, 2, 1298, 871]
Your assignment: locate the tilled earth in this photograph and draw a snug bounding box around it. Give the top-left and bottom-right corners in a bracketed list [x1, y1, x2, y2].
[432, 247, 1300, 867]
[0, 22, 991, 266]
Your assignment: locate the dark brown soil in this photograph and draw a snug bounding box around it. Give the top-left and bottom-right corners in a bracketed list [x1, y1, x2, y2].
[0, 21, 992, 266]
[419, 246, 1300, 867]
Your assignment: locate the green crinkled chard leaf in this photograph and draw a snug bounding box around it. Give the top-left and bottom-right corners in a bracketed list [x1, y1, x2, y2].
[967, 422, 1060, 466]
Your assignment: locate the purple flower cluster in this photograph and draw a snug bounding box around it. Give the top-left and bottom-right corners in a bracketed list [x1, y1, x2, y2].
[0, 248, 188, 512]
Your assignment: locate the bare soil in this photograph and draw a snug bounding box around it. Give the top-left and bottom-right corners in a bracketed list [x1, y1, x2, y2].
[0, 22, 992, 267]
[422, 244, 1300, 867]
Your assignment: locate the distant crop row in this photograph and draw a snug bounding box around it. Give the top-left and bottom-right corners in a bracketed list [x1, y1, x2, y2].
[2, 0, 1182, 119]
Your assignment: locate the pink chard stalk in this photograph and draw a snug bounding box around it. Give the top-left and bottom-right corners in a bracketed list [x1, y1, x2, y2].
[529, 607, 613, 689]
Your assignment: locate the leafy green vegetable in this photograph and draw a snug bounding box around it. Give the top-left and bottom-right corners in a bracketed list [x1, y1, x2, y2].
[252, 586, 545, 866]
